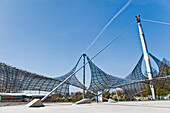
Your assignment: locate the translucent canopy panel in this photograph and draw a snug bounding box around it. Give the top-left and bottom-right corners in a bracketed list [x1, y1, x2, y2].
[54, 66, 85, 89]
[86, 53, 169, 97]
[0, 53, 169, 98]
[0, 63, 69, 96]
[111, 76, 170, 96]
[125, 55, 145, 80]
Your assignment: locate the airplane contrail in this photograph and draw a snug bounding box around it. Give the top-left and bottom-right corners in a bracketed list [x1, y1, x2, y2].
[84, 0, 132, 52]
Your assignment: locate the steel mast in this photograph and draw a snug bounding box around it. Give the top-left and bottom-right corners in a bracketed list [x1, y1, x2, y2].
[83, 54, 86, 99]
[136, 15, 155, 99]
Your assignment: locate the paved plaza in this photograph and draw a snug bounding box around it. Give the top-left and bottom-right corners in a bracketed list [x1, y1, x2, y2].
[1, 101, 170, 113]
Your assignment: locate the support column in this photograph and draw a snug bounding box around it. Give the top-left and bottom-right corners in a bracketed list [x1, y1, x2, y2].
[83, 54, 86, 99]
[135, 15, 155, 99]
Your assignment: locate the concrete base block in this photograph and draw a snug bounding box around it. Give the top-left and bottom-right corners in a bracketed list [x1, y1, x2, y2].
[108, 98, 117, 103]
[26, 99, 44, 107]
[75, 98, 91, 104]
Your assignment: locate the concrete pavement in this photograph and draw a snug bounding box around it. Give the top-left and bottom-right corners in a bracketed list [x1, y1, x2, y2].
[1, 100, 170, 113]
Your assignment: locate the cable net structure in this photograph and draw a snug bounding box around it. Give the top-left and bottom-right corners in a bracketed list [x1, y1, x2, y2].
[86, 55, 130, 95]
[0, 62, 69, 96]
[54, 55, 85, 90]
[86, 53, 170, 97]
[86, 54, 146, 97]
[0, 55, 84, 97]
[0, 53, 169, 98]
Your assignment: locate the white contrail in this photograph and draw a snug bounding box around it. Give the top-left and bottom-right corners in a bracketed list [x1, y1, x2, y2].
[84, 0, 132, 52]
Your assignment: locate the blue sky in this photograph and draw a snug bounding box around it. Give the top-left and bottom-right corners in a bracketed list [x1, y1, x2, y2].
[0, 0, 169, 89]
